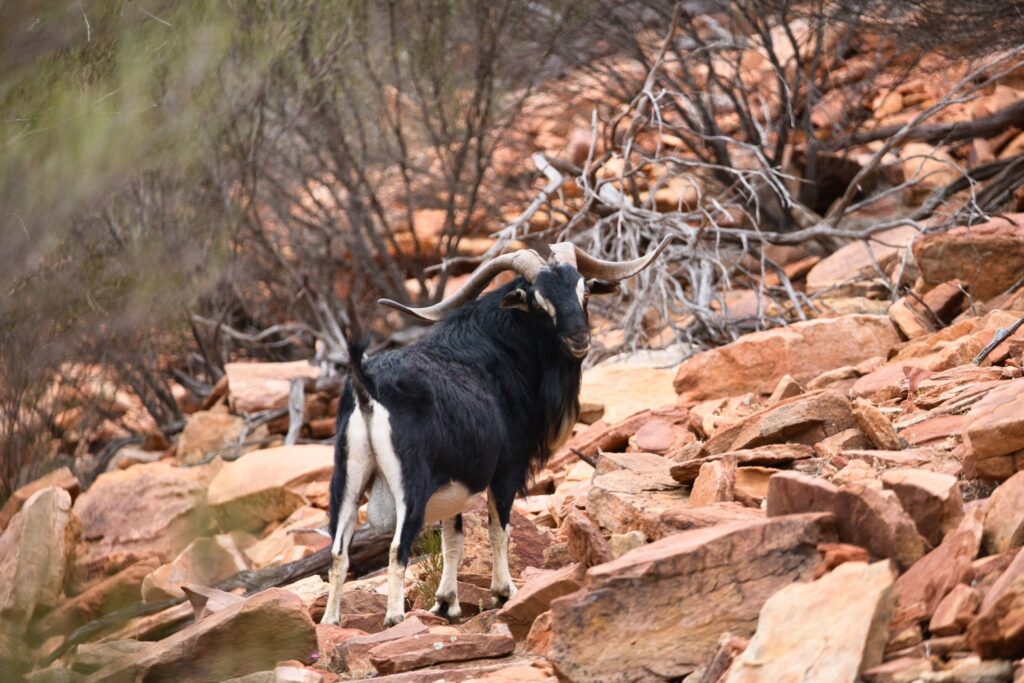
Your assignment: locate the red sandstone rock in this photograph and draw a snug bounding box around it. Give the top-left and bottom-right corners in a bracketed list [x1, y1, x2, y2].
[548, 514, 836, 682]
[73, 461, 217, 571]
[733, 467, 778, 508]
[982, 470, 1024, 555]
[36, 555, 161, 639]
[814, 542, 871, 579]
[585, 465, 684, 538]
[814, 428, 872, 459]
[497, 563, 583, 639]
[689, 459, 736, 506]
[0, 487, 78, 664]
[368, 628, 515, 675]
[224, 360, 318, 414]
[835, 486, 929, 570]
[85, 588, 317, 682]
[880, 468, 963, 547]
[524, 610, 553, 656]
[142, 533, 252, 602]
[316, 624, 369, 671]
[0, 466, 79, 532]
[704, 391, 857, 456]
[888, 297, 935, 339]
[962, 378, 1024, 480]
[653, 503, 764, 539]
[805, 225, 917, 295]
[766, 374, 804, 404]
[913, 213, 1024, 300]
[966, 547, 1024, 659]
[853, 398, 902, 450]
[673, 316, 900, 403]
[929, 584, 980, 636]
[332, 615, 432, 674]
[862, 657, 935, 682]
[766, 471, 840, 518]
[547, 408, 683, 476]
[176, 409, 246, 465]
[894, 511, 983, 628]
[629, 417, 695, 454]
[767, 473, 927, 570]
[670, 443, 813, 485]
[727, 561, 895, 683]
[920, 279, 967, 324]
[562, 508, 612, 568]
[207, 445, 334, 530]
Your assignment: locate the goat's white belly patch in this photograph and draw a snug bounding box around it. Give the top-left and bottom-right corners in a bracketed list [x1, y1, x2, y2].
[425, 482, 477, 523]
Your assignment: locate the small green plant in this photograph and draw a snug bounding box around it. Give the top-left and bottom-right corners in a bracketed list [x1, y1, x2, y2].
[409, 525, 444, 609]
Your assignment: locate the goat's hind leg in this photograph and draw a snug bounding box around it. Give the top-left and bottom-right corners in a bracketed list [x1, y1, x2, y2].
[487, 487, 517, 606]
[322, 424, 374, 625]
[430, 514, 464, 622]
[383, 501, 425, 627]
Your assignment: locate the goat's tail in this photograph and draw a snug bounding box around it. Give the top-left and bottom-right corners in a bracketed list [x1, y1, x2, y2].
[343, 299, 375, 410]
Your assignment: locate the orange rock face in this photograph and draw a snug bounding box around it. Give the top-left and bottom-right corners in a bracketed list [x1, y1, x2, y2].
[224, 360, 319, 414]
[914, 213, 1024, 301]
[206, 445, 333, 530]
[548, 514, 836, 682]
[805, 225, 918, 294]
[727, 561, 895, 683]
[673, 315, 900, 403]
[85, 588, 317, 681]
[497, 563, 583, 639]
[962, 378, 1024, 480]
[0, 487, 78, 666]
[72, 460, 218, 571]
[0, 466, 80, 532]
[981, 471, 1024, 555]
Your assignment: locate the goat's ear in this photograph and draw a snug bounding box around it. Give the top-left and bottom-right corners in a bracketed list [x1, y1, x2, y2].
[499, 288, 530, 311]
[586, 278, 619, 295]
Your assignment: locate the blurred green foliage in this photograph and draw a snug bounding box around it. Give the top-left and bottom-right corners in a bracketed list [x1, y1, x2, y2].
[0, 0, 594, 499]
[0, 1, 263, 498]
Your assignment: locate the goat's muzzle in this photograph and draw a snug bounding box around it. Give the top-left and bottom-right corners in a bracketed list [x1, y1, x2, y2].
[563, 332, 591, 360]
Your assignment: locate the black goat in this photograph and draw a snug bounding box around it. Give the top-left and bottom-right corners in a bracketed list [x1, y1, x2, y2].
[321, 240, 668, 627]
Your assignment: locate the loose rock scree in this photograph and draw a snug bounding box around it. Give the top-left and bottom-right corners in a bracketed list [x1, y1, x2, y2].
[321, 239, 669, 627]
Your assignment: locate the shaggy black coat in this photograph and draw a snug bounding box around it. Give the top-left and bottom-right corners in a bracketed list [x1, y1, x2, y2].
[328, 274, 586, 560]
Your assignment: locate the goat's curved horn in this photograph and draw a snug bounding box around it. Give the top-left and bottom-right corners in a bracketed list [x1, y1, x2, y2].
[379, 249, 546, 323]
[548, 242, 578, 267]
[573, 236, 672, 281]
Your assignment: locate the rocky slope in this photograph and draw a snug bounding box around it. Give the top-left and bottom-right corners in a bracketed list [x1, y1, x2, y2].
[4, 215, 1024, 682]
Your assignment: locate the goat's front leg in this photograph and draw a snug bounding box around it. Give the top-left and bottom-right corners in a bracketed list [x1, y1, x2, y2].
[430, 514, 464, 621]
[487, 488, 517, 606]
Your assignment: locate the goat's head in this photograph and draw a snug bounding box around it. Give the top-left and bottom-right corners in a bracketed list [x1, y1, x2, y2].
[379, 238, 670, 360]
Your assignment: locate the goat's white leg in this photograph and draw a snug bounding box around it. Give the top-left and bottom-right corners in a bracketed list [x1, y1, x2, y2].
[367, 402, 416, 628]
[487, 490, 516, 605]
[322, 417, 374, 625]
[430, 515, 464, 621]
[322, 510, 356, 626]
[383, 509, 408, 627]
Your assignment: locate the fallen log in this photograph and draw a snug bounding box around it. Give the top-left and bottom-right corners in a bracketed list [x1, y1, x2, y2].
[831, 98, 1024, 149]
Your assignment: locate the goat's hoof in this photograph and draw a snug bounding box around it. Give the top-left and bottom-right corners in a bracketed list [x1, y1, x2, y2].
[490, 584, 517, 608]
[383, 613, 406, 628]
[320, 612, 340, 626]
[430, 598, 462, 623]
